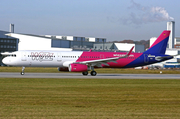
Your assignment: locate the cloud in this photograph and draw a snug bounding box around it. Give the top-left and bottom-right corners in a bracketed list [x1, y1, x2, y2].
[120, 0, 174, 25]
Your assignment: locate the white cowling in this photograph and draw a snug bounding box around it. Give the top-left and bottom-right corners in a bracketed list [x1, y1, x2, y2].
[69, 63, 88, 72]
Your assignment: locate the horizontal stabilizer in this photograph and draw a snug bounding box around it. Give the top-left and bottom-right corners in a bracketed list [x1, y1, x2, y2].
[155, 55, 175, 61]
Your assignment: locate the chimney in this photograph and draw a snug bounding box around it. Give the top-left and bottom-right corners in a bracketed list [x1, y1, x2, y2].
[167, 21, 175, 49]
[9, 24, 14, 33]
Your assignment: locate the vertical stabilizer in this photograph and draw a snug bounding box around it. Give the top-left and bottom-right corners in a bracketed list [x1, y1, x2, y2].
[144, 30, 170, 54]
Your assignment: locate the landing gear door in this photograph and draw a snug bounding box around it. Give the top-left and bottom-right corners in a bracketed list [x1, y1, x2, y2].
[57, 53, 62, 62]
[21, 52, 27, 61]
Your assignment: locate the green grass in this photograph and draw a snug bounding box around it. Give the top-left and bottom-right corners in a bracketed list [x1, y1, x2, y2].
[0, 78, 180, 118]
[1, 66, 180, 74]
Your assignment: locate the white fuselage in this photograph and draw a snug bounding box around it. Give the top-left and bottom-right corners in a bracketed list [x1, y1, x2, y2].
[3, 50, 83, 67]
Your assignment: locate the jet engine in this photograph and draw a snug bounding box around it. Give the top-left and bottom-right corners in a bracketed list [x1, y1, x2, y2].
[57, 67, 69, 72]
[69, 63, 88, 72]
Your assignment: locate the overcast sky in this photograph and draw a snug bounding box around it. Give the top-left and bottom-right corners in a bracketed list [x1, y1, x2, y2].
[0, 0, 179, 41]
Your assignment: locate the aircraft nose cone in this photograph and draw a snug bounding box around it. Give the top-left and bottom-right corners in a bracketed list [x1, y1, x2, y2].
[2, 58, 9, 65]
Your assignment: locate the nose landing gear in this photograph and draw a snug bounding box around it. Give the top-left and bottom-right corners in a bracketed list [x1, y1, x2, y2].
[21, 67, 25, 75]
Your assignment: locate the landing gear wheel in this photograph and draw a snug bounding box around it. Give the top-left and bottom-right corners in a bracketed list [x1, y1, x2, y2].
[21, 66, 25, 75]
[91, 71, 97, 76]
[21, 72, 25, 75]
[82, 71, 88, 76]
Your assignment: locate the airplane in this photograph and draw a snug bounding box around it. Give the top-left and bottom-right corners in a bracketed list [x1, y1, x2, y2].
[2, 30, 174, 76]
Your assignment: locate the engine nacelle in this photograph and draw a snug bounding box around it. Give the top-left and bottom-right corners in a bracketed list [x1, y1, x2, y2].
[57, 67, 69, 72]
[69, 63, 88, 72]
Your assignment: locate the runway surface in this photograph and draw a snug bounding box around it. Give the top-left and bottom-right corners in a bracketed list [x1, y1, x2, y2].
[0, 72, 180, 79]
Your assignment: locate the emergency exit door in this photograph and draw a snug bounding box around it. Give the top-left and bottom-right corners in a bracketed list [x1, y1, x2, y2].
[57, 53, 62, 62]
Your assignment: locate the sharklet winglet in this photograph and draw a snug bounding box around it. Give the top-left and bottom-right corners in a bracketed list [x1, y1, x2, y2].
[126, 46, 134, 56]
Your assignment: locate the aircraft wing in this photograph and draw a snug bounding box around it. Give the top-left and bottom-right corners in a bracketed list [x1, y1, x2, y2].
[75, 46, 134, 67]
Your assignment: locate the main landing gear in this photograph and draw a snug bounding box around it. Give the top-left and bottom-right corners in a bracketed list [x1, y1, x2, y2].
[82, 71, 88, 76]
[82, 71, 97, 76]
[21, 66, 25, 75]
[90, 71, 97, 76]
[82, 66, 97, 76]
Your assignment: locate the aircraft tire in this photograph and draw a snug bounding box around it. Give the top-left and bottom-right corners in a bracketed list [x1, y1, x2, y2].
[91, 71, 97, 76]
[21, 72, 25, 75]
[82, 71, 88, 76]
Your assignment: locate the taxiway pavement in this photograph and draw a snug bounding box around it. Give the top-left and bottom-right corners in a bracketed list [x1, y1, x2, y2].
[0, 72, 180, 79]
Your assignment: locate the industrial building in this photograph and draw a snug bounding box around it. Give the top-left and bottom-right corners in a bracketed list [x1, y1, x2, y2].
[5, 32, 143, 52]
[0, 31, 18, 52]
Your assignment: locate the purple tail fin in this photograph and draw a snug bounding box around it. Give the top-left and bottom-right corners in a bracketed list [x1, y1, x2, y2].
[144, 30, 171, 54]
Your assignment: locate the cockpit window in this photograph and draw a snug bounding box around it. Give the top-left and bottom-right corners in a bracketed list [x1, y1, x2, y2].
[8, 54, 16, 57]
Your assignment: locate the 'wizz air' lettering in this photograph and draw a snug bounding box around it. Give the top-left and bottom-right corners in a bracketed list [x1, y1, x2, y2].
[31, 52, 54, 62]
[113, 54, 134, 57]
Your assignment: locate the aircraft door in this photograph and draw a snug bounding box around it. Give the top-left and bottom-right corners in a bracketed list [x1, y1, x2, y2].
[21, 52, 27, 61]
[144, 54, 149, 63]
[57, 53, 62, 62]
[100, 54, 104, 59]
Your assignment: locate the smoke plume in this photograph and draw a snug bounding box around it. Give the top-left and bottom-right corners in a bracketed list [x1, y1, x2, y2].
[120, 0, 174, 25]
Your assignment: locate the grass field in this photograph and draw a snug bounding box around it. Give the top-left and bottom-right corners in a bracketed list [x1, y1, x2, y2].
[1, 66, 180, 74]
[0, 78, 180, 119]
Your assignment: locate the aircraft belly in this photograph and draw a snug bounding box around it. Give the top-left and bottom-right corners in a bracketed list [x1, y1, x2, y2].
[30, 61, 63, 67]
[15, 59, 63, 67]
